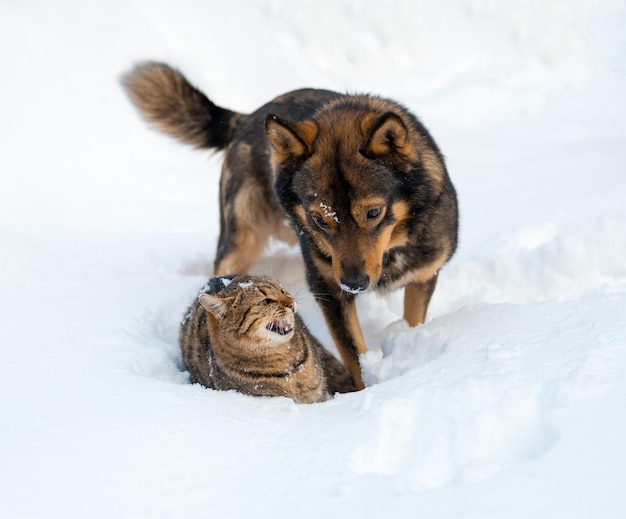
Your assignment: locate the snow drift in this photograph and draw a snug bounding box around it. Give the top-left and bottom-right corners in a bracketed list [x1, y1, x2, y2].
[1, 1, 625, 518]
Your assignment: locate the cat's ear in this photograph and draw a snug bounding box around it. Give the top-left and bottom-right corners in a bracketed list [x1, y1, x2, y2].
[198, 294, 232, 318]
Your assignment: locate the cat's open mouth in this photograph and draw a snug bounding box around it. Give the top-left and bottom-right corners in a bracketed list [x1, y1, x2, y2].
[266, 319, 294, 336]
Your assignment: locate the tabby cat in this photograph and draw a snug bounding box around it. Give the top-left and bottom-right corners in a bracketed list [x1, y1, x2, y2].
[179, 275, 356, 403]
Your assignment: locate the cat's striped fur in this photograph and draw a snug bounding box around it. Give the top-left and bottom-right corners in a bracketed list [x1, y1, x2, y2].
[179, 275, 355, 403]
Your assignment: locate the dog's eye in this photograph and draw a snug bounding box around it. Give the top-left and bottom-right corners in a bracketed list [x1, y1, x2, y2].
[366, 207, 383, 220]
[311, 213, 329, 231]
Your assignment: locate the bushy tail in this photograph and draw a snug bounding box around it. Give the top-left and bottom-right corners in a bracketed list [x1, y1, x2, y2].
[121, 62, 242, 150]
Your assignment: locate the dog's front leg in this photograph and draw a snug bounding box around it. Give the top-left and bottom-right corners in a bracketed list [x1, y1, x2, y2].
[403, 275, 438, 327]
[312, 284, 367, 390]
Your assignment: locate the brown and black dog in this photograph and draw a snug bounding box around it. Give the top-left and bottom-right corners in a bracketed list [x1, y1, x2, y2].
[123, 62, 458, 389]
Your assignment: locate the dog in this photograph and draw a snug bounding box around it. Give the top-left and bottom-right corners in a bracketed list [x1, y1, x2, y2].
[122, 62, 458, 390]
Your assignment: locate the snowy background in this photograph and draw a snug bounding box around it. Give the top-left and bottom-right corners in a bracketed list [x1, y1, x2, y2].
[2, 1, 626, 517]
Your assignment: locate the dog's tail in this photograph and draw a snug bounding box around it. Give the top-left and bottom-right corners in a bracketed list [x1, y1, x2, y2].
[121, 62, 242, 150]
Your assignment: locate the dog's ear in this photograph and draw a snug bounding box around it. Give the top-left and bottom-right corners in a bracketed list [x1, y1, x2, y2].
[198, 294, 232, 318]
[265, 114, 318, 163]
[363, 112, 416, 161]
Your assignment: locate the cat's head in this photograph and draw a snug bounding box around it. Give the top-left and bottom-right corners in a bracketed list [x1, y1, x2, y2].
[198, 275, 298, 345]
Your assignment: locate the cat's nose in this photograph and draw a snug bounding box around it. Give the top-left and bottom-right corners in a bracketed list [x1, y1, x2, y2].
[282, 297, 297, 313]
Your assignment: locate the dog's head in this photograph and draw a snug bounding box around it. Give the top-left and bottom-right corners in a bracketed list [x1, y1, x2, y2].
[266, 97, 446, 294]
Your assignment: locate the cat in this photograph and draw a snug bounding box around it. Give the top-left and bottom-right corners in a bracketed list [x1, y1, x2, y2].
[179, 274, 356, 403]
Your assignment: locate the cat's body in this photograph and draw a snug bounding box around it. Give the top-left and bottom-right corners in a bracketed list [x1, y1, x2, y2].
[179, 275, 355, 403]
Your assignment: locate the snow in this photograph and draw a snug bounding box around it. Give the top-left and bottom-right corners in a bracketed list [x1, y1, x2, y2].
[320, 201, 340, 223]
[341, 282, 368, 294]
[1, 1, 625, 518]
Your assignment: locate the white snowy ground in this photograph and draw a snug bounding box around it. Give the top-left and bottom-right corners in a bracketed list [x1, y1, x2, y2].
[2, 1, 625, 517]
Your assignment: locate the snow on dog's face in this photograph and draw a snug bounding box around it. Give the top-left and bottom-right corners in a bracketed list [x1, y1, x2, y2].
[198, 275, 297, 345]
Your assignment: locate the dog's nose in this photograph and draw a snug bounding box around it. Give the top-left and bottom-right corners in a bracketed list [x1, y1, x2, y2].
[339, 274, 370, 294]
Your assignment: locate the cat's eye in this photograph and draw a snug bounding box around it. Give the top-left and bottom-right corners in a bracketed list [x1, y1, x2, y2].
[261, 298, 273, 305]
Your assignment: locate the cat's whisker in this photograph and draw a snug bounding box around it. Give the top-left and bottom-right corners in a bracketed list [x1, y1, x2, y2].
[312, 292, 335, 303]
